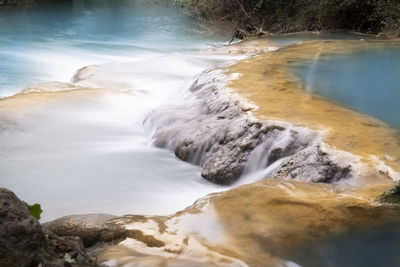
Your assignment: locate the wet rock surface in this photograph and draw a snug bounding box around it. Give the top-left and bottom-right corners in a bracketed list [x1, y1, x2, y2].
[0, 188, 63, 267]
[0, 187, 107, 266]
[43, 214, 166, 249]
[43, 214, 123, 248]
[148, 69, 354, 185]
[272, 145, 352, 183]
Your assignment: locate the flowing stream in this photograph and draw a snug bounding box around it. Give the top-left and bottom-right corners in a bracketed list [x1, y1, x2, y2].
[0, 0, 235, 221]
[1, 1, 400, 266]
[0, 0, 226, 97]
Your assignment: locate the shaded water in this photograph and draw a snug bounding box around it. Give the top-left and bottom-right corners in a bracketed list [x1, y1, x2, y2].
[286, 223, 400, 267]
[292, 43, 400, 129]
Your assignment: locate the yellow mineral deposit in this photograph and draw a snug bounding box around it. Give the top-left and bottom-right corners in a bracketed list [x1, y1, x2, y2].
[97, 178, 399, 266]
[227, 40, 400, 177]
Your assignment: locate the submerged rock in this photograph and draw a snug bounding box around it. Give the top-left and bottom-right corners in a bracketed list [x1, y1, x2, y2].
[0, 188, 63, 267]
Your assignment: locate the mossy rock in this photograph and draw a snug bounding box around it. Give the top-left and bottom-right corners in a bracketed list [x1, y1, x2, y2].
[377, 182, 400, 204]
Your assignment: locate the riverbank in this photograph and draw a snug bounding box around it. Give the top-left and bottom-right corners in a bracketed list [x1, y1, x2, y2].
[175, 0, 400, 38]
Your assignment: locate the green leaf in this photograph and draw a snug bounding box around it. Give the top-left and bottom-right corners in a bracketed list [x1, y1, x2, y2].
[23, 202, 43, 220]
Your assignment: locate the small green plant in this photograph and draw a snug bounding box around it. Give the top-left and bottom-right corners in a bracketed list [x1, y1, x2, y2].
[23, 202, 43, 220]
[377, 182, 400, 204]
[64, 253, 76, 264]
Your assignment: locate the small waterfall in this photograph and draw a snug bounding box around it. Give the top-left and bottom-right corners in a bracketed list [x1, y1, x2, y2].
[234, 157, 290, 186]
[243, 126, 310, 176]
[241, 127, 296, 174]
[239, 125, 317, 183]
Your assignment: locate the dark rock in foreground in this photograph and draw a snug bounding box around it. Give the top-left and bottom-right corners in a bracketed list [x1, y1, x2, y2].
[0, 187, 107, 266]
[0, 185, 166, 266]
[0, 188, 63, 267]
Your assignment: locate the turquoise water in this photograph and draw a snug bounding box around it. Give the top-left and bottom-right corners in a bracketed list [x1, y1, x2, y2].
[292, 43, 400, 129]
[0, 0, 226, 96]
[287, 223, 400, 267]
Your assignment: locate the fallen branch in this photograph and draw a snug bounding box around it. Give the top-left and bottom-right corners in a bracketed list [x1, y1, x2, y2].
[45, 230, 101, 267]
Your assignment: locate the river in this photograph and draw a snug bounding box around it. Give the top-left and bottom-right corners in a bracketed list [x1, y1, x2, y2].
[1, 1, 400, 266]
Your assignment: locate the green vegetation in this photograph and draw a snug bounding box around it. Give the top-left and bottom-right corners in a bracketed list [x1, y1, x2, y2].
[175, 0, 400, 37]
[24, 202, 43, 220]
[0, 0, 72, 8]
[377, 182, 400, 204]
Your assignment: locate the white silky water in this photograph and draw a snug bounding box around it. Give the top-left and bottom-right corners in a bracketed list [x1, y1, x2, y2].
[0, 0, 238, 221]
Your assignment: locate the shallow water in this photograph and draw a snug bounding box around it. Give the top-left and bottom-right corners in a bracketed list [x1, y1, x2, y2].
[267, 31, 375, 47]
[292, 43, 400, 129]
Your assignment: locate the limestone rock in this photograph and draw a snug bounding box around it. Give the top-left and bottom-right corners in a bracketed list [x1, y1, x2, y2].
[272, 145, 352, 183]
[0, 188, 63, 267]
[148, 70, 320, 185]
